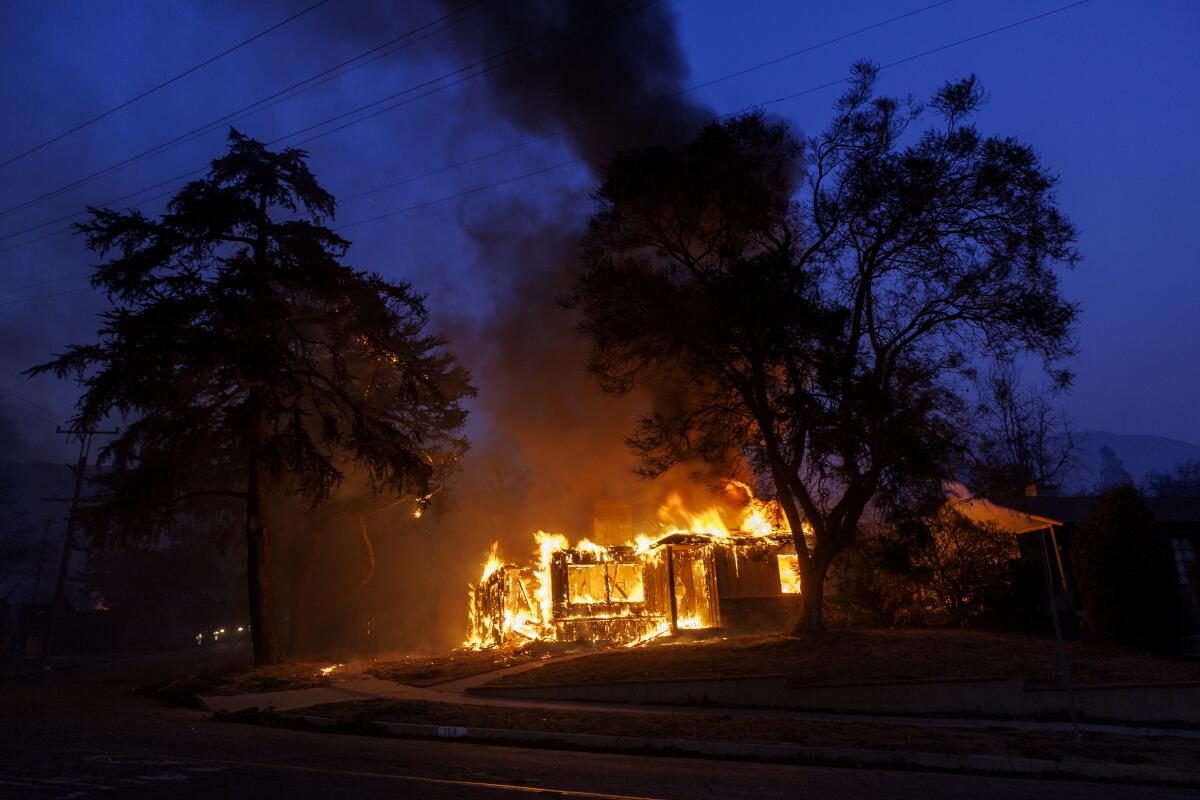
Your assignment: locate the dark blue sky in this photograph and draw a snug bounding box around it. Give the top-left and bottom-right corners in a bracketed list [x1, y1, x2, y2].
[2, 0, 1198, 471]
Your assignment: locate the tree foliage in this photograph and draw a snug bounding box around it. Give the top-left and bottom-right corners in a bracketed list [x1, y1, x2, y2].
[32, 131, 475, 663]
[825, 530, 928, 628]
[1097, 445, 1133, 491]
[1145, 460, 1200, 498]
[1071, 486, 1180, 648]
[967, 365, 1074, 497]
[566, 63, 1078, 630]
[914, 507, 1015, 626]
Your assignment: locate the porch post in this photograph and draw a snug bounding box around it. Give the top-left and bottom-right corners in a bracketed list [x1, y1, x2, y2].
[1041, 527, 1081, 749]
[1047, 524, 1076, 613]
[665, 545, 679, 633]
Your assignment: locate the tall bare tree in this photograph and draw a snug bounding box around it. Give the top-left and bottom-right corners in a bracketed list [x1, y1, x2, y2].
[1146, 460, 1200, 497]
[968, 364, 1075, 496]
[566, 63, 1079, 631]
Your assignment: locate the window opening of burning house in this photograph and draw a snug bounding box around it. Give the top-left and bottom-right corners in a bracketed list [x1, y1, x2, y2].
[567, 559, 645, 605]
[777, 554, 802, 594]
[465, 482, 813, 648]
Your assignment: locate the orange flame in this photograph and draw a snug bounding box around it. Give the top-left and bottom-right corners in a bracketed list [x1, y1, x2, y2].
[466, 481, 803, 650]
[479, 541, 504, 584]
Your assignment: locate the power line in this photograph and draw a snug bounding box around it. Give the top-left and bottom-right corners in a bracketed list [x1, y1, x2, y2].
[322, 0, 961, 211]
[681, 0, 957, 97]
[0, 287, 93, 307]
[0, 0, 939, 252]
[761, 0, 1095, 108]
[0, 272, 91, 297]
[0, 0, 661, 245]
[0, 169, 213, 252]
[335, 0, 1095, 229]
[0, 367, 74, 410]
[285, 1, 668, 149]
[0, 387, 61, 425]
[0, 366, 75, 410]
[335, 155, 592, 231]
[338, 129, 575, 206]
[0, 0, 1092, 271]
[0, 0, 333, 172]
[0, 1, 484, 225]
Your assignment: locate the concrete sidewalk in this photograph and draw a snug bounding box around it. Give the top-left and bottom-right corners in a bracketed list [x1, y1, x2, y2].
[198, 668, 1200, 741]
[273, 713, 1200, 788]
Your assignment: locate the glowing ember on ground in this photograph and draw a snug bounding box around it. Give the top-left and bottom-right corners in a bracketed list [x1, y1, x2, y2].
[319, 664, 343, 676]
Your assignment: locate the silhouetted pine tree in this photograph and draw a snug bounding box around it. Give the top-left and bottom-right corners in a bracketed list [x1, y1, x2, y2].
[32, 131, 474, 664]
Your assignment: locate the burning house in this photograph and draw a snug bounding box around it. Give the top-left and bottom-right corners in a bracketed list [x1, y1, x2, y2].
[466, 484, 808, 648]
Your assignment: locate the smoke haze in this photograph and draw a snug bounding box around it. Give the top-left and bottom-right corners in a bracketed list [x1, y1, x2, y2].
[293, 0, 718, 652]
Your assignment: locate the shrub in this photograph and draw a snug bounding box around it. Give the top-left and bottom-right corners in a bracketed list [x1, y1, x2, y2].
[914, 508, 1016, 626]
[1071, 486, 1180, 648]
[826, 534, 928, 627]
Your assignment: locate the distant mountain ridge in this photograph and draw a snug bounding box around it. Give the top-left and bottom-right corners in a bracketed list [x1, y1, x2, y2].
[1066, 431, 1200, 492]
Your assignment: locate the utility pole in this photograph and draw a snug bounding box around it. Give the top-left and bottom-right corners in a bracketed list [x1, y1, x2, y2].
[40, 425, 118, 661]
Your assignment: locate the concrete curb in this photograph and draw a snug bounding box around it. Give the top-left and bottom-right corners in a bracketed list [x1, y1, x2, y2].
[277, 713, 1200, 787]
[469, 675, 1200, 726]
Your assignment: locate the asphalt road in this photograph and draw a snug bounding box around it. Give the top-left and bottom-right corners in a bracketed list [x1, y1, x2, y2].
[0, 647, 1193, 799]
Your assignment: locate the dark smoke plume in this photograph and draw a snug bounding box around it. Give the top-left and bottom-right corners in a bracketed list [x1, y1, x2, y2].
[285, 0, 718, 652]
[397, 0, 719, 646]
[434, 0, 712, 166]
[431, 8, 715, 503]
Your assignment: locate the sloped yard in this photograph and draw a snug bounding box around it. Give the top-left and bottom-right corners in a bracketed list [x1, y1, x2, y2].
[166, 643, 567, 699]
[483, 629, 1200, 687]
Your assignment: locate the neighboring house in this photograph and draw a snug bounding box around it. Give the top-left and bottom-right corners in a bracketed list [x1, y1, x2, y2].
[959, 493, 1200, 639]
[949, 493, 1078, 626]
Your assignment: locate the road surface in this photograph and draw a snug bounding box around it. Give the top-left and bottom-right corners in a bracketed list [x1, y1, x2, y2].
[0, 647, 1192, 799]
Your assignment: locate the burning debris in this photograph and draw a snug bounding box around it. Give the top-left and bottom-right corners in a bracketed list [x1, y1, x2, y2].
[466, 482, 809, 648]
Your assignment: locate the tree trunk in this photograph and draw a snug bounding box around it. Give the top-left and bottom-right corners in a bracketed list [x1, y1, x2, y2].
[355, 514, 376, 592]
[246, 189, 278, 666]
[793, 556, 828, 634]
[246, 400, 278, 666]
[288, 515, 319, 658]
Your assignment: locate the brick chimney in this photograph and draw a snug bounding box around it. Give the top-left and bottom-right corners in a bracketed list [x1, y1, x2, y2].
[592, 501, 633, 546]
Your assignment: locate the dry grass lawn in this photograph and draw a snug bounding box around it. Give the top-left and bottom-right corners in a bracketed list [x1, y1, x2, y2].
[176, 650, 539, 698]
[366, 648, 543, 687]
[178, 628, 1198, 700]
[139, 660, 343, 706]
[485, 629, 1200, 688]
[188, 661, 340, 696]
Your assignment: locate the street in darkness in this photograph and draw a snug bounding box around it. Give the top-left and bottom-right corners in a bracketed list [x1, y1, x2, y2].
[0, 648, 1190, 799]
